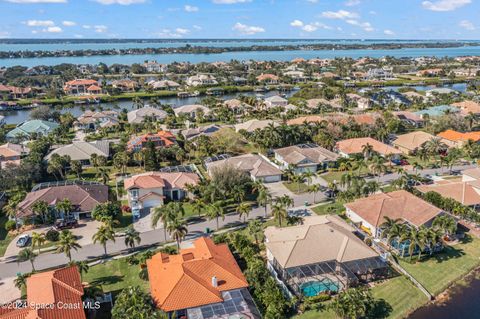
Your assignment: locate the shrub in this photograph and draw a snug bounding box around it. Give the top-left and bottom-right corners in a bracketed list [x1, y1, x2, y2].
[45, 229, 59, 242]
[91, 202, 121, 222]
[4, 220, 16, 232]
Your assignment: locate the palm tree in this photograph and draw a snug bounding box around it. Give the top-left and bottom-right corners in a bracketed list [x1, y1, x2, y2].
[369, 156, 387, 181]
[31, 232, 46, 255]
[256, 187, 272, 218]
[18, 248, 36, 272]
[4, 192, 25, 230]
[90, 153, 99, 172]
[14, 273, 29, 291]
[247, 219, 263, 245]
[362, 143, 374, 160]
[124, 225, 141, 250]
[92, 225, 116, 256]
[56, 230, 82, 262]
[71, 260, 90, 281]
[151, 203, 183, 242]
[191, 198, 205, 217]
[407, 227, 427, 261]
[167, 218, 188, 250]
[309, 184, 321, 203]
[207, 201, 225, 230]
[271, 203, 287, 227]
[433, 215, 457, 239]
[96, 167, 111, 185]
[302, 171, 315, 187]
[31, 200, 49, 224]
[236, 202, 251, 222]
[56, 198, 73, 219]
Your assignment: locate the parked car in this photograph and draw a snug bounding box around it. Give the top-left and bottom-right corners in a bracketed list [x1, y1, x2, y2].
[16, 234, 31, 248]
[53, 219, 78, 230]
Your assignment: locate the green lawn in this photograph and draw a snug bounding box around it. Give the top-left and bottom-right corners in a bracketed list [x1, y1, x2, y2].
[399, 236, 480, 295]
[293, 308, 337, 319]
[0, 213, 14, 257]
[283, 181, 309, 194]
[320, 171, 345, 184]
[83, 257, 149, 295]
[371, 276, 429, 319]
[311, 201, 345, 215]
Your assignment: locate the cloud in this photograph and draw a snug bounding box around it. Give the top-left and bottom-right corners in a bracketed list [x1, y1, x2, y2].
[306, 0, 318, 3]
[184, 4, 199, 12]
[156, 28, 190, 38]
[212, 0, 252, 3]
[384, 29, 395, 35]
[321, 10, 358, 19]
[62, 20, 76, 26]
[345, 0, 361, 6]
[93, 0, 146, 5]
[43, 26, 62, 32]
[290, 20, 304, 27]
[94, 25, 108, 33]
[82, 25, 91, 29]
[193, 25, 202, 30]
[5, 0, 66, 3]
[25, 20, 55, 27]
[0, 31, 11, 38]
[459, 19, 475, 30]
[422, 0, 471, 11]
[175, 28, 190, 35]
[346, 19, 374, 31]
[232, 22, 265, 35]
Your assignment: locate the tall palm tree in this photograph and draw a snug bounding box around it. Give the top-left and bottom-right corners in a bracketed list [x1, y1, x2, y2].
[309, 184, 321, 203]
[167, 218, 188, 251]
[236, 202, 251, 222]
[302, 171, 315, 187]
[56, 198, 73, 219]
[271, 203, 287, 227]
[433, 215, 457, 239]
[362, 143, 374, 160]
[96, 167, 111, 185]
[18, 248, 37, 272]
[4, 192, 25, 230]
[191, 198, 205, 217]
[247, 219, 263, 245]
[257, 187, 271, 218]
[207, 201, 225, 230]
[70, 260, 90, 281]
[124, 225, 141, 250]
[31, 200, 49, 224]
[92, 225, 116, 256]
[31, 232, 46, 255]
[56, 230, 82, 262]
[151, 203, 182, 242]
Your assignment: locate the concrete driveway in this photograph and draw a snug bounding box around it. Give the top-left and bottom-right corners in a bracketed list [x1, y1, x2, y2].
[0, 277, 21, 303]
[134, 208, 156, 233]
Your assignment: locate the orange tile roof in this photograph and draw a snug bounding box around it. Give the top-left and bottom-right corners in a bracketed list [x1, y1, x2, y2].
[451, 100, 480, 115]
[147, 237, 248, 312]
[336, 137, 402, 156]
[127, 130, 176, 150]
[124, 171, 199, 190]
[345, 190, 443, 228]
[417, 180, 480, 206]
[437, 129, 480, 142]
[65, 79, 98, 86]
[0, 266, 85, 319]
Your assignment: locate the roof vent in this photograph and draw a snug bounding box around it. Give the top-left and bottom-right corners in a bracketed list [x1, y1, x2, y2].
[211, 276, 218, 288]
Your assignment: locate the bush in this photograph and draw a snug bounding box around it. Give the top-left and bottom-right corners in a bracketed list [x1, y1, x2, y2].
[91, 202, 121, 222]
[4, 220, 16, 232]
[45, 229, 59, 242]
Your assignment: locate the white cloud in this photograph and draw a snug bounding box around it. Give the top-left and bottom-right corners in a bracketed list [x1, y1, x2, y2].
[25, 19, 55, 27]
[384, 29, 395, 35]
[212, 0, 252, 3]
[290, 20, 304, 27]
[346, 19, 374, 31]
[184, 4, 199, 12]
[5, 0, 66, 3]
[44, 26, 62, 33]
[232, 22, 265, 35]
[422, 0, 471, 11]
[321, 10, 358, 19]
[0, 31, 11, 38]
[306, 0, 318, 3]
[193, 25, 202, 30]
[156, 28, 187, 38]
[93, 0, 145, 5]
[175, 28, 190, 35]
[62, 20, 76, 26]
[82, 25, 91, 29]
[345, 0, 361, 6]
[459, 19, 475, 30]
[94, 25, 108, 33]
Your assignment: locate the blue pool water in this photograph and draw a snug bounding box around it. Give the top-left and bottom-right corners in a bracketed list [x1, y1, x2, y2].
[300, 280, 339, 297]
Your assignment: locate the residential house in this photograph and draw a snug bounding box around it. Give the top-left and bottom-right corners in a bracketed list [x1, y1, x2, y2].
[414, 105, 459, 119]
[205, 153, 282, 183]
[344, 190, 444, 237]
[127, 130, 176, 152]
[186, 74, 218, 87]
[127, 106, 168, 124]
[265, 215, 388, 297]
[173, 104, 211, 119]
[144, 60, 166, 73]
[437, 129, 480, 148]
[346, 93, 371, 110]
[234, 119, 278, 133]
[451, 100, 480, 116]
[181, 124, 222, 140]
[335, 137, 402, 159]
[425, 88, 458, 97]
[284, 70, 306, 82]
[416, 68, 443, 77]
[146, 236, 260, 319]
[6, 120, 59, 141]
[112, 79, 138, 92]
[366, 67, 394, 80]
[264, 95, 288, 109]
[148, 80, 181, 91]
[392, 111, 425, 127]
[63, 79, 100, 95]
[0, 266, 85, 319]
[274, 144, 338, 173]
[392, 131, 441, 155]
[16, 182, 109, 221]
[403, 91, 427, 104]
[75, 110, 119, 131]
[371, 90, 411, 107]
[45, 140, 110, 165]
[0, 84, 32, 99]
[256, 73, 279, 84]
[124, 171, 200, 211]
[223, 98, 249, 114]
[452, 68, 480, 77]
[0, 143, 29, 168]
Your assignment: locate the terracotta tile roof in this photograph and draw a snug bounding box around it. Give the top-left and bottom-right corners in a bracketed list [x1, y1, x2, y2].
[147, 237, 248, 312]
[345, 190, 443, 228]
[392, 131, 437, 153]
[275, 144, 338, 165]
[124, 171, 199, 190]
[206, 154, 282, 178]
[287, 113, 381, 126]
[17, 184, 108, 219]
[65, 79, 98, 86]
[451, 100, 480, 115]
[0, 143, 29, 158]
[127, 130, 176, 150]
[437, 129, 480, 142]
[0, 266, 85, 319]
[463, 167, 480, 180]
[417, 180, 480, 206]
[234, 119, 278, 132]
[256, 73, 279, 81]
[336, 137, 402, 156]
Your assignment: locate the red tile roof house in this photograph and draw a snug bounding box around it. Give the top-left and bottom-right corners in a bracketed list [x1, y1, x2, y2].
[344, 190, 444, 239]
[335, 137, 402, 160]
[147, 236, 261, 319]
[0, 84, 32, 99]
[127, 130, 176, 153]
[0, 143, 29, 169]
[16, 183, 109, 224]
[63, 79, 101, 96]
[0, 266, 86, 319]
[124, 171, 200, 212]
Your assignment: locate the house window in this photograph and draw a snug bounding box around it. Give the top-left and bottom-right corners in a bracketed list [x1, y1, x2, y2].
[130, 189, 139, 199]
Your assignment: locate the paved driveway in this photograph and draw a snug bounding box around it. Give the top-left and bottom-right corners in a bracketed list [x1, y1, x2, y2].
[0, 277, 20, 303]
[134, 208, 156, 233]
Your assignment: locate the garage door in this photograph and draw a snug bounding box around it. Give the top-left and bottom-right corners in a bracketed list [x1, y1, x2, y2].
[143, 198, 162, 208]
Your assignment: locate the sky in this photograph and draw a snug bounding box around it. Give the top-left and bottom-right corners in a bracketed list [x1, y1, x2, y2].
[0, 0, 478, 40]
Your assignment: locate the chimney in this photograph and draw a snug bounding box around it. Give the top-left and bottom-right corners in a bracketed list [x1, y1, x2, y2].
[211, 276, 218, 288]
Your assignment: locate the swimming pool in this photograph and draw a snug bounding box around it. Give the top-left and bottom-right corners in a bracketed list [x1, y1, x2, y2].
[300, 279, 340, 297]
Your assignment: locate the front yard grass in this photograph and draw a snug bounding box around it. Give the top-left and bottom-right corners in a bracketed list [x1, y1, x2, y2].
[0, 213, 14, 257]
[283, 181, 309, 194]
[311, 201, 344, 215]
[398, 236, 480, 295]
